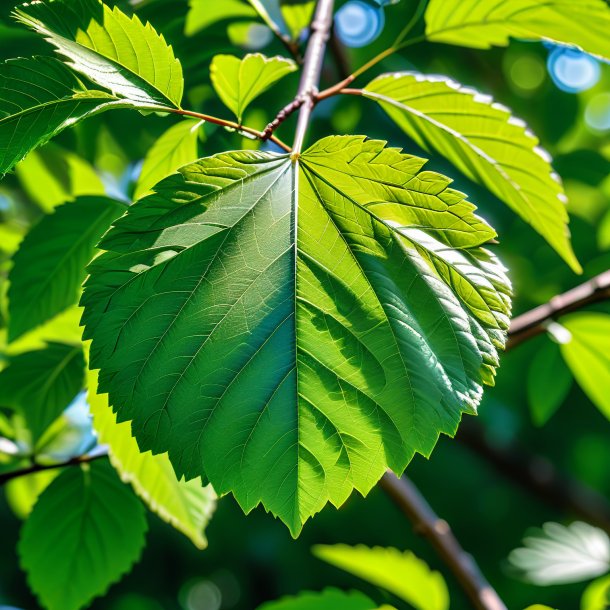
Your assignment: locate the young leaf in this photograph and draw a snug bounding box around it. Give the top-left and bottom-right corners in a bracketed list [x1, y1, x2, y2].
[185, 0, 257, 36]
[0, 342, 84, 444]
[18, 460, 147, 610]
[134, 119, 202, 200]
[364, 73, 580, 272]
[87, 366, 216, 550]
[560, 313, 610, 420]
[424, 0, 610, 62]
[313, 545, 449, 610]
[256, 589, 382, 610]
[581, 575, 610, 610]
[280, 0, 316, 40]
[81, 135, 511, 537]
[15, 0, 184, 108]
[210, 53, 297, 123]
[8, 196, 126, 341]
[0, 56, 121, 175]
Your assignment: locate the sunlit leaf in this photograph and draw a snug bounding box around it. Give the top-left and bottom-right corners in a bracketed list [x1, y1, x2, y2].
[87, 365, 216, 549]
[19, 460, 147, 610]
[256, 588, 382, 610]
[425, 0, 610, 62]
[8, 196, 126, 341]
[5, 470, 57, 519]
[82, 135, 511, 536]
[560, 313, 610, 420]
[364, 72, 580, 272]
[509, 521, 610, 585]
[280, 0, 315, 40]
[581, 575, 610, 610]
[134, 119, 201, 200]
[313, 545, 449, 610]
[15, 0, 184, 108]
[185, 0, 257, 36]
[210, 53, 296, 123]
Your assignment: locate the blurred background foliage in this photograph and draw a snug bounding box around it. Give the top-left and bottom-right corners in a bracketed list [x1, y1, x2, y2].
[1, 0, 609, 609]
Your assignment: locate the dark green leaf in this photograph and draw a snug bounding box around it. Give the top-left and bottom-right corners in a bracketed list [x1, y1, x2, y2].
[256, 589, 382, 610]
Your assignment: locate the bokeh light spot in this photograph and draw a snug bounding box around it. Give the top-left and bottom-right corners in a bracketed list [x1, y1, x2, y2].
[335, 1, 384, 47]
[547, 47, 600, 93]
[585, 93, 610, 132]
[509, 54, 546, 92]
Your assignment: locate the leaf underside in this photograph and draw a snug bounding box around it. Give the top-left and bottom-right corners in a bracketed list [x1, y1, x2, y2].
[81, 135, 511, 536]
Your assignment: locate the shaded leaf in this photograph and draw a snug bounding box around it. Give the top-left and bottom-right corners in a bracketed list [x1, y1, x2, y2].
[560, 313, 610, 420]
[18, 460, 147, 610]
[210, 53, 296, 123]
[0, 342, 84, 444]
[81, 136, 511, 536]
[15, 0, 184, 108]
[313, 545, 449, 610]
[364, 72, 580, 272]
[134, 119, 201, 200]
[257, 589, 381, 610]
[509, 521, 610, 585]
[8, 196, 126, 341]
[87, 365, 216, 549]
[425, 0, 610, 62]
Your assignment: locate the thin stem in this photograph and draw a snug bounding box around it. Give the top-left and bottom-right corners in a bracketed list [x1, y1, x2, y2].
[393, 0, 429, 47]
[380, 472, 508, 610]
[292, 0, 336, 155]
[169, 108, 292, 153]
[0, 447, 109, 485]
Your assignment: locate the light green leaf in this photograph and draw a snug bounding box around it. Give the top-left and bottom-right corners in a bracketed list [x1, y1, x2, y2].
[0, 221, 25, 255]
[425, 0, 610, 62]
[5, 470, 58, 519]
[15, 144, 105, 212]
[364, 73, 580, 272]
[581, 575, 610, 610]
[81, 135, 511, 536]
[0, 342, 84, 444]
[527, 340, 573, 426]
[210, 53, 297, 123]
[15, 0, 184, 108]
[134, 119, 202, 200]
[313, 545, 449, 610]
[87, 364, 216, 549]
[257, 589, 381, 610]
[509, 521, 610, 585]
[18, 460, 147, 610]
[560, 313, 610, 420]
[8, 196, 126, 342]
[185, 0, 257, 36]
[0, 56, 123, 175]
[280, 0, 316, 40]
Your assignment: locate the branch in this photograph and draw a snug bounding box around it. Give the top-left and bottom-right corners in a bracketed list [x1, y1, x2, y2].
[507, 269, 610, 349]
[0, 447, 108, 485]
[292, 0, 335, 154]
[380, 472, 507, 610]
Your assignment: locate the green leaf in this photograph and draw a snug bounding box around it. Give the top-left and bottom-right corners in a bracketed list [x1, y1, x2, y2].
[424, 0, 610, 62]
[185, 0, 257, 36]
[527, 340, 573, 426]
[364, 73, 580, 272]
[8, 196, 126, 341]
[81, 135, 511, 537]
[87, 364, 216, 549]
[581, 575, 610, 610]
[210, 53, 297, 123]
[313, 545, 449, 610]
[5, 470, 58, 519]
[0, 56, 122, 175]
[18, 460, 147, 610]
[15, 0, 184, 108]
[257, 589, 381, 610]
[134, 119, 202, 200]
[560, 313, 610, 420]
[0, 342, 84, 444]
[280, 0, 316, 40]
[509, 521, 610, 585]
[15, 144, 105, 213]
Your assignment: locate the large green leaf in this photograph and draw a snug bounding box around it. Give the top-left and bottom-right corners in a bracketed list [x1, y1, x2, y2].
[313, 545, 449, 610]
[8, 196, 125, 341]
[364, 73, 580, 272]
[81, 135, 511, 536]
[0, 342, 84, 444]
[424, 0, 610, 62]
[18, 460, 147, 610]
[15, 0, 184, 108]
[257, 589, 382, 610]
[87, 365, 216, 549]
[210, 53, 297, 123]
[0, 56, 122, 175]
[134, 119, 202, 200]
[560, 313, 610, 420]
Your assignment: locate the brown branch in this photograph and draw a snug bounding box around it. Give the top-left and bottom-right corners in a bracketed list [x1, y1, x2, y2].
[506, 269, 610, 349]
[0, 447, 109, 485]
[380, 472, 507, 610]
